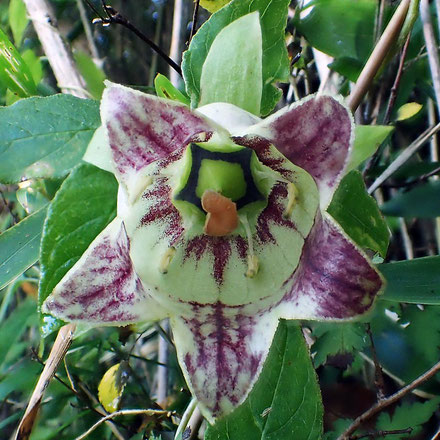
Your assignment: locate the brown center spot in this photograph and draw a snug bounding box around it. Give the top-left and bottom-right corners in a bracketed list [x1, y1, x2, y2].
[201, 190, 239, 237]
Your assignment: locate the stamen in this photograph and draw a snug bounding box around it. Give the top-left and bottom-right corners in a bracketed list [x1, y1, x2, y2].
[283, 182, 299, 219]
[159, 247, 176, 274]
[240, 215, 259, 278]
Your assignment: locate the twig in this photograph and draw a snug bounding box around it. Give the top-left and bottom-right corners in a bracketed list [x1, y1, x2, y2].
[382, 34, 411, 125]
[0, 187, 19, 225]
[23, 0, 88, 98]
[349, 427, 413, 439]
[421, 0, 440, 110]
[368, 122, 440, 193]
[337, 358, 440, 439]
[190, 0, 200, 42]
[347, 0, 410, 112]
[365, 324, 386, 399]
[75, 408, 172, 440]
[76, 0, 100, 62]
[86, 1, 182, 76]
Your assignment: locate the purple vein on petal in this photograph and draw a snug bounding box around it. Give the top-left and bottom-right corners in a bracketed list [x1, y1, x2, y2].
[173, 302, 277, 419]
[44, 219, 161, 324]
[281, 212, 383, 320]
[184, 236, 248, 285]
[140, 179, 184, 246]
[102, 83, 214, 184]
[248, 95, 353, 206]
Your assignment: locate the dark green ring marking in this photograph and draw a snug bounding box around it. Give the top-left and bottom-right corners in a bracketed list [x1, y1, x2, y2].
[174, 143, 265, 210]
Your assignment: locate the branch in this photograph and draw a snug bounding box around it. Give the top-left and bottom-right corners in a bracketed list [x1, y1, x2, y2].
[337, 358, 440, 439]
[23, 0, 88, 98]
[349, 427, 413, 439]
[347, 0, 410, 112]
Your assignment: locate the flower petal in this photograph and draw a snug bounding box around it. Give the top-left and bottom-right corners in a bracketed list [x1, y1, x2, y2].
[43, 218, 167, 324]
[248, 95, 354, 208]
[171, 302, 279, 422]
[101, 82, 214, 200]
[278, 212, 384, 320]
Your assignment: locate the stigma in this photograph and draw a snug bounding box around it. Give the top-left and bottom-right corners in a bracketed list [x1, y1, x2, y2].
[201, 190, 239, 236]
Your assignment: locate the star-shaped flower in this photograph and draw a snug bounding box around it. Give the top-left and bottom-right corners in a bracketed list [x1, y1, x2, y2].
[43, 82, 384, 422]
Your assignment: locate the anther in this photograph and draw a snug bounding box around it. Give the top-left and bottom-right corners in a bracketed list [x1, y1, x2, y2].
[240, 214, 260, 278]
[246, 255, 259, 278]
[283, 182, 299, 219]
[159, 247, 176, 274]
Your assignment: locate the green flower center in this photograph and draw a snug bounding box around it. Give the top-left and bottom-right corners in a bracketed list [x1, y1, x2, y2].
[172, 141, 272, 236]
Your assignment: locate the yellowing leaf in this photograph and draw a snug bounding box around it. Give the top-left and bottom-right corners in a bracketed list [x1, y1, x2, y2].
[396, 102, 422, 121]
[199, 0, 231, 13]
[98, 362, 129, 413]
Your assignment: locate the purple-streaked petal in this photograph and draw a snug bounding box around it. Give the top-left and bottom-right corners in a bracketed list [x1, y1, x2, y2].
[101, 82, 214, 201]
[278, 212, 384, 320]
[43, 218, 167, 324]
[171, 302, 279, 422]
[248, 95, 354, 208]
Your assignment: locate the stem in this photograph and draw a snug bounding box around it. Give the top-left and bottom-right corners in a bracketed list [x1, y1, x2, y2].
[368, 122, 440, 193]
[75, 408, 171, 440]
[365, 324, 386, 399]
[169, 0, 184, 85]
[174, 397, 198, 440]
[382, 34, 411, 125]
[347, 0, 411, 112]
[190, 0, 200, 42]
[337, 358, 440, 439]
[15, 324, 77, 439]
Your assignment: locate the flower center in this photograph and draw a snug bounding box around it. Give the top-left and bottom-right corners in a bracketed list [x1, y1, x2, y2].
[172, 141, 271, 236]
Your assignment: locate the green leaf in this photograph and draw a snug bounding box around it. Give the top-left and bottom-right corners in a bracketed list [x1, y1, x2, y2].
[376, 398, 440, 438]
[39, 163, 118, 336]
[21, 49, 43, 85]
[328, 171, 390, 257]
[0, 205, 48, 291]
[379, 256, 440, 304]
[380, 181, 440, 218]
[74, 51, 106, 99]
[205, 320, 323, 440]
[8, 0, 28, 47]
[0, 94, 100, 183]
[154, 73, 190, 105]
[295, 0, 377, 61]
[311, 322, 366, 367]
[199, 12, 262, 115]
[0, 27, 36, 97]
[182, 0, 290, 116]
[347, 125, 395, 172]
[328, 57, 363, 82]
[0, 297, 36, 369]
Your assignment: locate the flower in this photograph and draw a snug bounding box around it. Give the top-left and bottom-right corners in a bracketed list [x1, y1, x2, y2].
[43, 82, 384, 422]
